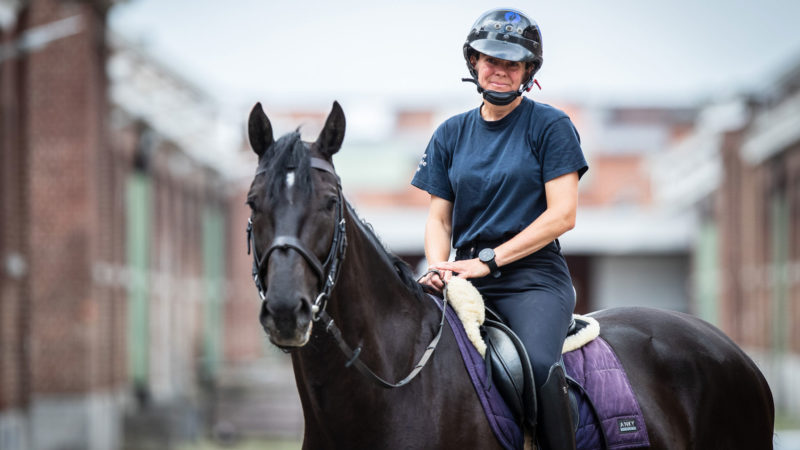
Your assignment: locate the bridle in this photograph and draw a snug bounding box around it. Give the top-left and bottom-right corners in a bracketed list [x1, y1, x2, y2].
[246, 155, 448, 389]
[247, 157, 347, 319]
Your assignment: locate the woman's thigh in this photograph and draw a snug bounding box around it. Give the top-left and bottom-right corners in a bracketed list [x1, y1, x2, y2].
[475, 267, 575, 388]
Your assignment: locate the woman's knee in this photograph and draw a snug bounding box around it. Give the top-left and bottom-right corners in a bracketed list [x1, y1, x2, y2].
[530, 352, 561, 388]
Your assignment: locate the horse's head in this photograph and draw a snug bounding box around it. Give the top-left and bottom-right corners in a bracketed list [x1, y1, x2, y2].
[246, 101, 346, 348]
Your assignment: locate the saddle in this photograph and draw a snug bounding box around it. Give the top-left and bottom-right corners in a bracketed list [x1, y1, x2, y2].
[442, 277, 597, 430]
[483, 307, 595, 431]
[483, 309, 536, 429]
[435, 279, 650, 450]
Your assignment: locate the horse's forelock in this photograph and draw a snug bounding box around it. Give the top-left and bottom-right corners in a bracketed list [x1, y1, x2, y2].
[261, 132, 313, 198]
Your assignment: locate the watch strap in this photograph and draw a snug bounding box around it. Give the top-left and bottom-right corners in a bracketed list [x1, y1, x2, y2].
[479, 248, 501, 278]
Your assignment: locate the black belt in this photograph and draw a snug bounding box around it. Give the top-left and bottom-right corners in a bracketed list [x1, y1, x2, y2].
[456, 238, 561, 260]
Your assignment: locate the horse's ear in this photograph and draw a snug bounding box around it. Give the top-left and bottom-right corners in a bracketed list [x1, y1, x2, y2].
[315, 101, 345, 157]
[248, 102, 274, 158]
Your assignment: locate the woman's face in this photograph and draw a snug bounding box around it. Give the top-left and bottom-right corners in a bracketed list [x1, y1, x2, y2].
[472, 53, 529, 93]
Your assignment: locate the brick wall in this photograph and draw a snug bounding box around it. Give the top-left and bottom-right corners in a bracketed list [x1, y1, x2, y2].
[716, 128, 800, 352]
[224, 184, 265, 362]
[790, 144, 800, 354]
[1, 0, 263, 446]
[0, 1, 129, 448]
[24, 0, 111, 394]
[0, 0, 120, 404]
[578, 155, 652, 207]
[0, 1, 30, 413]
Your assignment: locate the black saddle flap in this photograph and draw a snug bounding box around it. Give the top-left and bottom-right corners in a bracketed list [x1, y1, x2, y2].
[483, 318, 537, 429]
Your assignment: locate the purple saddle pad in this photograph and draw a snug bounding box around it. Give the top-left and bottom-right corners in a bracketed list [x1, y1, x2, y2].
[430, 293, 649, 450]
[563, 336, 651, 450]
[429, 294, 523, 450]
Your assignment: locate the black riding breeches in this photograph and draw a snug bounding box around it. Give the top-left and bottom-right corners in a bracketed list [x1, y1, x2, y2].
[457, 240, 576, 390]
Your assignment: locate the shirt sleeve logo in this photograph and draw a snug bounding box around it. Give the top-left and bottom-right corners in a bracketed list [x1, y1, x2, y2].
[416, 153, 428, 172]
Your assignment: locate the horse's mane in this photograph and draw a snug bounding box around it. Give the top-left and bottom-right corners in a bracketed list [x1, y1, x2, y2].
[346, 202, 426, 302]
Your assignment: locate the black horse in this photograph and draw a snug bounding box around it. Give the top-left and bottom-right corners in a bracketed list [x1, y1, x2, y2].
[245, 101, 774, 449]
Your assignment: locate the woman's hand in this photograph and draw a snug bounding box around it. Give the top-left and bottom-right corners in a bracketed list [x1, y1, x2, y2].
[430, 258, 490, 280]
[420, 268, 452, 292]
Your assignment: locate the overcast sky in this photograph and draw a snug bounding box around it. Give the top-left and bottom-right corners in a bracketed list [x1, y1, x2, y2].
[109, 0, 800, 109]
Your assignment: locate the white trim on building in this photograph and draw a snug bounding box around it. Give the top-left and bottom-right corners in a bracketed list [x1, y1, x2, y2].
[741, 89, 800, 164]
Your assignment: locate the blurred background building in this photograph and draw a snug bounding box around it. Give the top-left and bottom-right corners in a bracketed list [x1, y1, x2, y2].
[1, 0, 799, 449]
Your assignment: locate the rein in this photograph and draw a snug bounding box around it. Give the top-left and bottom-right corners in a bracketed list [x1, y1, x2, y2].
[247, 156, 449, 389]
[315, 271, 449, 389]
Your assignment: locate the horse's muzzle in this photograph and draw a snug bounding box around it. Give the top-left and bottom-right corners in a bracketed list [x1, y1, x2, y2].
[259, 296, 313, 347]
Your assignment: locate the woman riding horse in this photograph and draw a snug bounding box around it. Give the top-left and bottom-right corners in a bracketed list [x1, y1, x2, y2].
[414, 8, 586, 448]
[246, 100, 774, 449]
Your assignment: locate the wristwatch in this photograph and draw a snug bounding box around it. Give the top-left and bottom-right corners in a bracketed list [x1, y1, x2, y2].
[478, 248, 501, 278]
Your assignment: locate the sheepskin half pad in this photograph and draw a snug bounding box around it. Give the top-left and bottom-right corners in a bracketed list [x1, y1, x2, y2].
[429, 293, 523, 450]
[444, 277, 599, 356]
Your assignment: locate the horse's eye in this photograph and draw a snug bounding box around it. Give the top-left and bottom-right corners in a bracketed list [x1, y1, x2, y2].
[325, 196, 338, 212]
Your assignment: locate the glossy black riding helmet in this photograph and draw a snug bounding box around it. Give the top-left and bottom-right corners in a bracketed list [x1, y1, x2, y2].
[462, 8, 543, 105]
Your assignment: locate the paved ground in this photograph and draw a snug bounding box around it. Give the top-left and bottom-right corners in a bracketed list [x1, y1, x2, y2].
[178, 438, 301, 450]
[211, 351, 304, 442]
[212, 354, 800, 450]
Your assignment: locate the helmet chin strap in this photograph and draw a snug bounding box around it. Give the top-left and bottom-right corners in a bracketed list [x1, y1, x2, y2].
[461, 77, 522, 106]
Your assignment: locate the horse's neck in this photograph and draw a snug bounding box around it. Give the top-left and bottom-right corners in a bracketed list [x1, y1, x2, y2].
[294, 211, 436, 384]
[333, 214, 428, 336]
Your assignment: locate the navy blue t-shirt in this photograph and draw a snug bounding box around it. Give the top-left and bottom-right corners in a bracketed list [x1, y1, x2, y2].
[411, 98, 588, 249]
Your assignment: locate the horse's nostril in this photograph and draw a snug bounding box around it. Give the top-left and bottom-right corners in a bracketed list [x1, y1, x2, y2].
[298, 296, 312, 315]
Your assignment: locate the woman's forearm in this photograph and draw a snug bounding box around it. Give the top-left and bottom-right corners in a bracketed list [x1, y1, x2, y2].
[494, 208, 574, 266]
[424, 195, 454, 265]
[495, 171, 579, 267]
[424, 215, 452, 265]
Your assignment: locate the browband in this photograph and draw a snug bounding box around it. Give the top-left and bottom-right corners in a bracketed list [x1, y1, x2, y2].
[255, 157, 335, 177]
[310, 157, 336, 175]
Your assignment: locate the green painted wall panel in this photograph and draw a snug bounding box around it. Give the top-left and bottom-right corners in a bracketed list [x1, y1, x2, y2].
[126, 173, 151, 385]
[202, 205, 225, 377]
[695, 221, 719, 325]
[771, 193, 789, 352]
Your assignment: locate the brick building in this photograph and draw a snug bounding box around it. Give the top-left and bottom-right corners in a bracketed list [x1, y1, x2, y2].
[1, 1, 123, 448]
[652, 57, 800, 418]
[0, 1, 261, 448]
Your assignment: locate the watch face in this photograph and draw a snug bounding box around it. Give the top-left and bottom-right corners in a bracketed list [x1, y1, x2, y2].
[478, 248, 494, 262]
